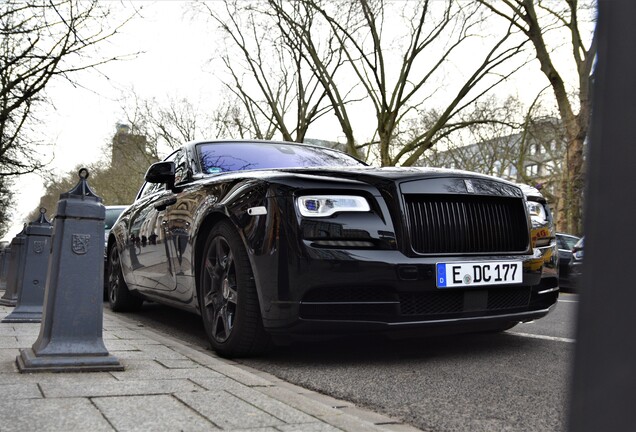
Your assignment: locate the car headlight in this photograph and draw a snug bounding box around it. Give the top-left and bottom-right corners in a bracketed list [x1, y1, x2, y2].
[297, 195, 370, 217]
[526, 201, 547, 224]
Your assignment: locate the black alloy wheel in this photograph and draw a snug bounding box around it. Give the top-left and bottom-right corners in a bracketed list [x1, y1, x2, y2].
[108, 246, 143, 312]
[199, 221, 270, 357]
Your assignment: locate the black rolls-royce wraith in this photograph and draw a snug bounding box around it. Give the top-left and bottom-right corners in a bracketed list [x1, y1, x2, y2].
[106, 140, 559, 357]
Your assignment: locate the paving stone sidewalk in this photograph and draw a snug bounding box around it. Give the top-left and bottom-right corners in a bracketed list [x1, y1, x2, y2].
[0, 304, 420, 432]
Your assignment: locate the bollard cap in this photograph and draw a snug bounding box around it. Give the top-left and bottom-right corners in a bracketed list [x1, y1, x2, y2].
[32, 208, 51, 225]
[56, 168, 105, 220]
[25, 208, 53, 237]
[60, 168, 102, 202]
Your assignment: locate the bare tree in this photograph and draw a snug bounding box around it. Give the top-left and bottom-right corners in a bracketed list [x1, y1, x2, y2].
[477, 0, 596, 235]
[27, 166, 89, 222]
[199, 0, 336, 143]
[262, 0, 365, 157]
[26, 162, 133, 222]
[0, 0, 133, 234]
[421, 93, 567, 206]
[256, 0, 529, 165]
[209, 92, 265, 140]
[29, 125, 160, 217]
[0, 0, 131, 177]
[118, 91, 217, 158]
[421, 96, 524, 171]
[0, 177, 14, 238]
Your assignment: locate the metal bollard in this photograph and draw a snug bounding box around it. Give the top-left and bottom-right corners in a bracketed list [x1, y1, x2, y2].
[0, 228, 27, 306]
[17, 169, 124, 373]
[0, 245, 10, 291]
[3, 209, 53, 323]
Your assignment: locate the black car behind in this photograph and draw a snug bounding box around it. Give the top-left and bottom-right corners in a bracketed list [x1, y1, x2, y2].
[556, 233, 581, 291]
[568, 236, 584, 290]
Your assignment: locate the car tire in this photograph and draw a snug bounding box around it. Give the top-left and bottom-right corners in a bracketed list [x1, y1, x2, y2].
[199, 221, 271, 357]
[107, 246, 143, 312]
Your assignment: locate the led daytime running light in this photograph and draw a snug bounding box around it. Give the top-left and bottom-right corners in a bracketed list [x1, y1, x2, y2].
[297, 195, 370, 217]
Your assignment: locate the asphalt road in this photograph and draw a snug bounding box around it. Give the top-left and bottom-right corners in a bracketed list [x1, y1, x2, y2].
[120, 293, 578, 432]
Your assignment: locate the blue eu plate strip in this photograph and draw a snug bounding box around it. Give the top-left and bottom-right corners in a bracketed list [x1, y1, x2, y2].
[436, 263, 447, 288]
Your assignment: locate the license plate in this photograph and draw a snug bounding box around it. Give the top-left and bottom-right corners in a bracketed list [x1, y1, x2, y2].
[436, 261, 522, 288]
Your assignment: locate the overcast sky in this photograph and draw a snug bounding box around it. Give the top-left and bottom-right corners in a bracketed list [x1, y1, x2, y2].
[2, 1, 584, 241]
[3, 2, 216, 241]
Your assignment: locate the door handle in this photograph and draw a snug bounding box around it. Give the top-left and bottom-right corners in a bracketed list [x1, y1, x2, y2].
[154, 197, 177, 211]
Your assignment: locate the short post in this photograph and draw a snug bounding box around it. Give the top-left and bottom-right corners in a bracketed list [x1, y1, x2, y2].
[0, 228, 27, 306]
[3, 209, 53, 323]
[0, 245, 10, 291]
[17, 169, 124, 373]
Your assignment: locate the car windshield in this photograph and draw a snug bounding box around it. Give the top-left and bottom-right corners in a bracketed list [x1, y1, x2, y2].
[558, 235, 580, 250]
[197, 142, 366, 174]
[105, 208, 125, 230]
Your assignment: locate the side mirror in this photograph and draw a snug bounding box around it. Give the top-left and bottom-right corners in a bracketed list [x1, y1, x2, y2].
[145, 161, 175, 190]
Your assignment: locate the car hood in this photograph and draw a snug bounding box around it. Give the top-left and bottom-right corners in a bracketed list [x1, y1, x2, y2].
[195, 166, 524, 198]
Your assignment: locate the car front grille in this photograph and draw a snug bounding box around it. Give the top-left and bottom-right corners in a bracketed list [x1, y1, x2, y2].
[403, 194, 529, 254]
[399, 287, 531, 316]
[299, 286, 532, 321]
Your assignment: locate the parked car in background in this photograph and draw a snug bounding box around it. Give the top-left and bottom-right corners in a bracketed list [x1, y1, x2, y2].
[105, 205, 128, 256]
[568, 236, 584, 290]
[107, 140, 559, 357]
[556, 233, 581, 291]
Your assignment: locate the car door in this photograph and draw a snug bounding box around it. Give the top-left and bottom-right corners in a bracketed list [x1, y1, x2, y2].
[161, 147, 199, 303]
[128, 151, 182, 295]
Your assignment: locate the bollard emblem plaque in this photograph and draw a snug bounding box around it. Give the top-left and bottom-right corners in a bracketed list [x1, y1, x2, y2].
[71, 234, 90, 255]
[33, 240, 45, 254]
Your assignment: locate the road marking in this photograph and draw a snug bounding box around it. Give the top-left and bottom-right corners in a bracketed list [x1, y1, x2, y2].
[507, 331, 575, 343]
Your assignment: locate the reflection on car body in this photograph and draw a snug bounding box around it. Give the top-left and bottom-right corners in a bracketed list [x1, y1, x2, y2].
[106, 140, 560, 357]
[105, 206, 128, 252]
[103, 205, 128, 296]
[518, 184, 558, 278]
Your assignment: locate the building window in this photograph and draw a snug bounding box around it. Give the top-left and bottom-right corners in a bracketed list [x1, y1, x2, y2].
[525, 164, 538, 177]
[504, 164, 518, 178]
[528, 143, 543, 155]
[544, 159, 556, 173]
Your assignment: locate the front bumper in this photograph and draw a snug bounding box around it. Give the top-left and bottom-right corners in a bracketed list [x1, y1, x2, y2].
[256, 243, 559, 335]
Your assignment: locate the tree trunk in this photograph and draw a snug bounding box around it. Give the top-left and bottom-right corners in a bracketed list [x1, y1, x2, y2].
[557, 128, 585, 236]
